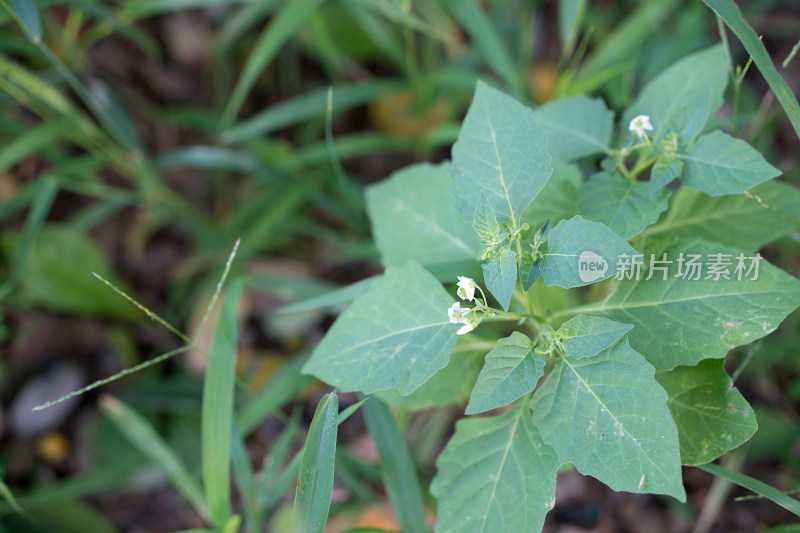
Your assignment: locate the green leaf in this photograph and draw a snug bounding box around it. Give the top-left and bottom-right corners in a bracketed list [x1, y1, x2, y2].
[450, 81, 552, 226]
[7, 0, 41, 41]
[558, 0, 587, 54]
[221, 0, 326, 126]
[577, 171, 670, 239]
[539, 215, 639, 288]
[202, 279, 243, 526]
[519, 159, 582, 231]
[100, 396, 211, 521]
[295, 393, 338, 533]
[623, 45, 728, 142]
[592, 237, 800, 369]
[556, 314, 633, 359]
[482, 245, 517, 311]
[531, 338, 685, 500]
[375, 336, 488, 410]
[466, 332, 544, 415]
[641, 180, 800, 251]
[0, 225, 139, 318]
[519, 254, 542, 292]
[448, 0, 522, 98]
[303, 261, 459, 394]
[531, 95, 614, 161]
[366, 163, 480, 267]
[679, 130, 782, 196]
[656, 359, 757, 465]
[362, 398, 429, 533]
[430, 405, 560, 533]
[472, 192, 504, 245]
[698, 463, 800, 519]
[704, 0, 800, 140]
[650, 157, 684, 193]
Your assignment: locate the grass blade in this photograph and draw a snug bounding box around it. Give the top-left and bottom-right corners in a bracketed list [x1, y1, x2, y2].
[0, 475, 23, 514]
[237, 354, 313, 435]
[294, 393, 338, 533]
[3, 0, 41, 41]
[361, 397, 429, 533]
[100, 395, 211, 521]
[0, 177, 57, 301]
[698, 463, 800, 518]
[222, 79, 403, 142]
[230, 424, 257, 530]
[220, 0, 327, 128]
[0, 120, 66, 174]
[202, 278, 244, 526]
[704, 0, 800, 139]
[448, 0, 521, 98]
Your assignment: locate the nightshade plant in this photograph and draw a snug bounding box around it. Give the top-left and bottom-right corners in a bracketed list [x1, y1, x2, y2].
[304, 45, 800, 532]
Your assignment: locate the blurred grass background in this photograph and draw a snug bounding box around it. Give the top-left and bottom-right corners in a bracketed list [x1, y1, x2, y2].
[0, 0, 799, 531]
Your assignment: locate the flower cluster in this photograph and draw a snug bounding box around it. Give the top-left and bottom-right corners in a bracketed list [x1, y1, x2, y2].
[447, 276, 490, 335]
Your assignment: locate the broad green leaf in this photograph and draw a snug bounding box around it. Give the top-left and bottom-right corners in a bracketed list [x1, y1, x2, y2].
[295, 393, 338, 533]
[519, 254, 542, 292]
[0, 225, 138, 318]
[450, 81, 552, 226]
[519, 159, 582, 231]
[376, 336, 488, 410]
[679, 130, 781, 196]
[430, 405, 560, 533]
[656, 359, 757, 465]
[366, 163, 480, 266]
[623, 45, 728, 142]
[704, 0, 800, 140]
[531, 95, 614, 161]
[539, 215, 638, 288]
[650, 157, 683, 193]
[362, 398, 429, 533]
[557, 314, 633, 359]
[100, 396, 211, 521]
[202, 280, 243, 526]
[641, 180, 800, 251]
[466, 332, 544, 415]
[303, 261, 459, 394]
[593, 237, 800, 369]
[531, 338, 685, 500]
[472, 192, 504, 246]
[482, 245, 517, 311]
[577, 171, 670, 239]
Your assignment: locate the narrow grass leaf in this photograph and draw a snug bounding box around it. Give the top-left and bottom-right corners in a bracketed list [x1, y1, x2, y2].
[100, 396, 210, 521]
[202, 279, 244, 526]
[6, 0, 41, 41]
[221, 0, 327, 127]
[704, 0, 800, 139]
[295, 393, 338, 533]
[362, 397, 429, 533]
[698, 463, 800, 518]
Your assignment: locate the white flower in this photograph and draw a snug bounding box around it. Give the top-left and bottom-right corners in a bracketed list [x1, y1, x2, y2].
[629, 115, 653, 139]
[456, 276, 477, 301]
[457, 321, 476, 335]
[448, 302, 468, 324]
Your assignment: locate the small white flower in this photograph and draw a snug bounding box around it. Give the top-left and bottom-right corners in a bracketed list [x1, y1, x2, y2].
[457, 321, 476, 335]
[456, 276, 477, 301]
[629, 115, 653, 139]
[448, 302, 468, 324]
